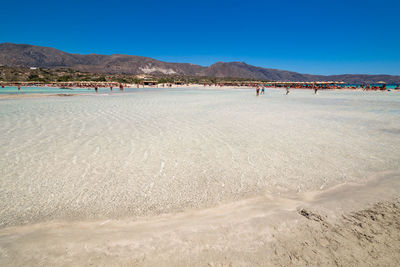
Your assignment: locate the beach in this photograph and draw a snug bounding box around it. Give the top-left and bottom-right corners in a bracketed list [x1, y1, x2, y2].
[0, 87, 400, 265]
[1, 175, 399, 266]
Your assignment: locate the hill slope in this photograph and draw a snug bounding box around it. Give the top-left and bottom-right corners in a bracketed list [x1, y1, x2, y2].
[0, 43, 399, 83]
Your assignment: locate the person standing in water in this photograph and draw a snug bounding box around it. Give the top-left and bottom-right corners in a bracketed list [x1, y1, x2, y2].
[261, 85, 265, 95]
[314, 88, 318, 94]
[18, 85, 21, 91]
[256, 86, 260, 96]
[286, 87, 290, 95]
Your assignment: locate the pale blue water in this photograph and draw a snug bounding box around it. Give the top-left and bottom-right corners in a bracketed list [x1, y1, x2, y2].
[0, 86, 93, 94]
[0, 86, 159, 95]
[340, 84, 399, 89]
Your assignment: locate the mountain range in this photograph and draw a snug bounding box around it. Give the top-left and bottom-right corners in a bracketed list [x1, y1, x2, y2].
[0, 43, 399, 83]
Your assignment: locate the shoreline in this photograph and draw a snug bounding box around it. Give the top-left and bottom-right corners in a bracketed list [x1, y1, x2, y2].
[0, 174, 400, 266]
[0, 172, 399, 266]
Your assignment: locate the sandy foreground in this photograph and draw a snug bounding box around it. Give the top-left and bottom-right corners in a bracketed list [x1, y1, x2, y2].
[0, 173, 399, 266]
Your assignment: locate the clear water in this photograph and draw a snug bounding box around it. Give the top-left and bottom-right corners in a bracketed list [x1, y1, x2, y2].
[340, 84, 399, 89]
[0, 86, 145, 95]
[0, 88, 399, 227]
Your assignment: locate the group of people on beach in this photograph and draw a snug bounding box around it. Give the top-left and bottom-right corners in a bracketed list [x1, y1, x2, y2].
[255, 86, 265, 96]
[256, 85, 319, 96]
[92, 83, 125, 92]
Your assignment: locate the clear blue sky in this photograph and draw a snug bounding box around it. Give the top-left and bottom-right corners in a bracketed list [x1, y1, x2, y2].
[1, 0, 399, 75]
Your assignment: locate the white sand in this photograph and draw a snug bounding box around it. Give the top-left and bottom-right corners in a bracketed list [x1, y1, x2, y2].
[0, 173, 399, 266]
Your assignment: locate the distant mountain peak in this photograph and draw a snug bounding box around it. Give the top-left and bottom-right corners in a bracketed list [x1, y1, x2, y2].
[0, 43, 399, 83]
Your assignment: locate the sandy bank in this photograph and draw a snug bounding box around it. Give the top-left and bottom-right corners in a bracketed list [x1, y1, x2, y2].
[265, 198, 400, 266]
[0, 174, 399, 266]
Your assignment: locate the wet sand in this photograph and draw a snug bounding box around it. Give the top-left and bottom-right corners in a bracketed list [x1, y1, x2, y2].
[0, 173, 399, 266]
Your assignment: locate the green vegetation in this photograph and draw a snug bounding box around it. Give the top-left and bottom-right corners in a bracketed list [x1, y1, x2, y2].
[0, 66, 272, 84]
[57, 75, 73, 82]
[93, 76, 107, 82]
[28, 74, 39, 81]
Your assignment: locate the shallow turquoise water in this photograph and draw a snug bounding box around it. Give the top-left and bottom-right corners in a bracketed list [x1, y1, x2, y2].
[0, 86, 162, 95]
[340, 84, 399, 89]
[0, 88, 399, 227]
[0, 86, 90, 94]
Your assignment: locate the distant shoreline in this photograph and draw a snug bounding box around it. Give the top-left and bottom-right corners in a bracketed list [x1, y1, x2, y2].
[1, 83, 399, 91]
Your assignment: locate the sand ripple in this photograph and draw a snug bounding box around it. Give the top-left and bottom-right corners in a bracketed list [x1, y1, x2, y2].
[0, 89, 400, 227]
